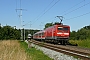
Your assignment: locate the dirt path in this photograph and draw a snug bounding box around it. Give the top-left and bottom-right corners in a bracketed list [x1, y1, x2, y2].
[0, 40, 31, 60]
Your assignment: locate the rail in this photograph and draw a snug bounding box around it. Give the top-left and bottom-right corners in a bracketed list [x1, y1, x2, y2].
[28, 40, 90, 60]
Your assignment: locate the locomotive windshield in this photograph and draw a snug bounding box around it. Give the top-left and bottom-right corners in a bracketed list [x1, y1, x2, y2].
[58, 27, 68, 30]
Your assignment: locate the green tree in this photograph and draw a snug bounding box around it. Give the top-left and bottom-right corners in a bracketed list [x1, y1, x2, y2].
[70, 25, 90, 40]
[44, 23, 53, 29]
[0, 25, 21, 40]
[70, 31, 77, 40]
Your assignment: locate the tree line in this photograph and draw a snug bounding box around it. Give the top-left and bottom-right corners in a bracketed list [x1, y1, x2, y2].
[70, 25, 90, 40]
[0, 24, 39, 40]
[0, 25, 21, 40]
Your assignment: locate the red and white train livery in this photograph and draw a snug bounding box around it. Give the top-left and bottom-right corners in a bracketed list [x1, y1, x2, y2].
[33, 23, 70, 44]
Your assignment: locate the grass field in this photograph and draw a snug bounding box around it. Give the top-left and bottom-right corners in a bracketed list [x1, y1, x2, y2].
[69, 39, 90, 48]
[0, 40, 31, 60]
[19, 41, 53, 60]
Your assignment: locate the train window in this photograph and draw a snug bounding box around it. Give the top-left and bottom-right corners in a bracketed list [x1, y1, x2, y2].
[39, 33, 44, 36]
[63, 27, 68, 30]
[39, 33, 41, 36]
[36, 34, 38, 36]
[58, 27, 63, 30]
[58, 27, 68, 30]
[58, 28, 63, 30]
[42, 32, 44, 36]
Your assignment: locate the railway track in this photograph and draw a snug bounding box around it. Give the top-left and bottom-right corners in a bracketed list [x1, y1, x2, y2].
[28, 40, 90, 60]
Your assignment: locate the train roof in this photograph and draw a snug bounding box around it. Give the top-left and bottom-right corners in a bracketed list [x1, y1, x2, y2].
[54, 23, 69, 26]
[34, 30, 45, 35]
[33, 23, 70, 35]
[45, 24, 69, 29]
[56, 25, 70, 27]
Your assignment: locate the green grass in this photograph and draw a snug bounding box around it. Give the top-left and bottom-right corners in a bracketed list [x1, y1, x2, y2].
[19, 41, 53, 60]
[69, 39, 90, 48]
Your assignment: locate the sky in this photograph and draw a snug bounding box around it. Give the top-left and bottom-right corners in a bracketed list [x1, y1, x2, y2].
[0, 0, 90, 31]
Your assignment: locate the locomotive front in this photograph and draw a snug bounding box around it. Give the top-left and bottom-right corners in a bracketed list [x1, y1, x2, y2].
[56, 24, 70, 44]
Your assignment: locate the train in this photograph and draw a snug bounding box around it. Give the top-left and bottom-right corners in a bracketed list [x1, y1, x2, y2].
[27, 34, 32, 40]
[33, 23, 70, 45]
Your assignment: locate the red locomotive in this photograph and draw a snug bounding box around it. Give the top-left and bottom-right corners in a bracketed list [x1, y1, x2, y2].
[33, 23, 70, 45]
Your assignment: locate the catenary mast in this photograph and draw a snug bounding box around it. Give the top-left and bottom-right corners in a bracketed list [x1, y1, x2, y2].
[16, 0, 25, 40]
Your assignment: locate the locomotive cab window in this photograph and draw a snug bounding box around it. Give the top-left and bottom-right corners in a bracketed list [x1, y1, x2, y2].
[63, 27, 68, 30]
[58, 27, 68, 30]
[58, 27, 63, 30]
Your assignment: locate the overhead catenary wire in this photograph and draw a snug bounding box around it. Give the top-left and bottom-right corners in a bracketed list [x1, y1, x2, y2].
[61, 0, 85, 16]
[15, 0, 19, 19]
[34, 0, 89, 25]
[62, 0, 90, 16]
[65, 11, 90, 21]
[15, 0, 22, 25]
[49, 0, 85, 23]
[54, 0, 90, 22]
[24, 0, 55, 26]
[36, 0, 60, 20]
[34, 0, 55, 20]
[63, 0, 90, 21]
[26, 0, 86, 26]
[25, 0, 60, 26]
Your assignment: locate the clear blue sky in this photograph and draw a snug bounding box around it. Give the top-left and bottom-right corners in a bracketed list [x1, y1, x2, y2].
[0, 0, 90, 31]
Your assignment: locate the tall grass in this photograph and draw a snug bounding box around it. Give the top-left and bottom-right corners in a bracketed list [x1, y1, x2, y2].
[0, 40, 29, 60]
[19, 41, 53, 60]
[69, 39, 90, 48]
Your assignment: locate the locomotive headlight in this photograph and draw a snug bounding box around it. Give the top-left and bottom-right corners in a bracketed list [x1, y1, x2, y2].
[57, 32, 63, 34]
[64, 33, 69, 35]
[57, 33, 69, 36]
